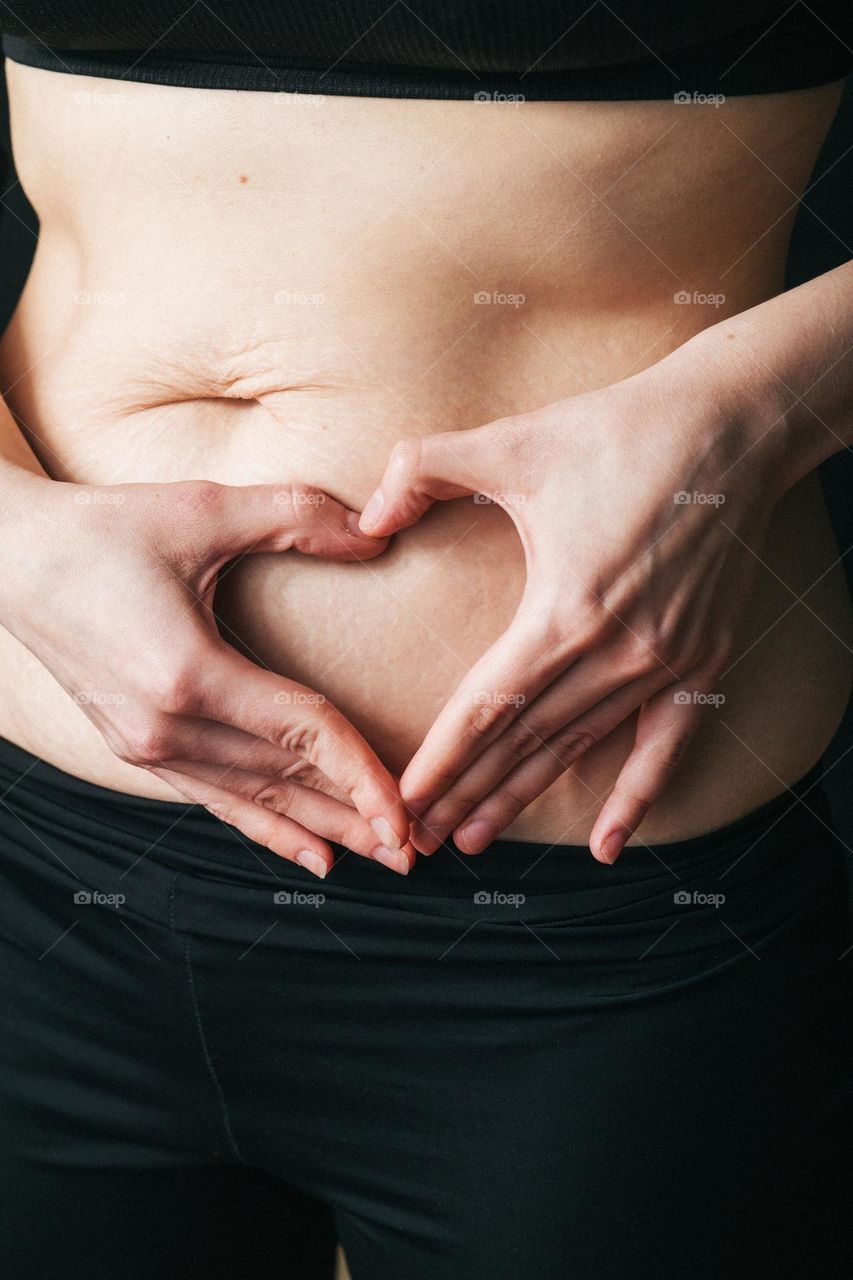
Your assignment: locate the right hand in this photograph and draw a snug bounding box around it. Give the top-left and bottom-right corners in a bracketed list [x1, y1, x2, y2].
[2, 473, 413, 877]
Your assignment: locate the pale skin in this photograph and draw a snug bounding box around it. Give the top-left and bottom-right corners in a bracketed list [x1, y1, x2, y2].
[0, 67, 851, 875]
[359, 261, 853, 861]
[1, 444, 415, 876]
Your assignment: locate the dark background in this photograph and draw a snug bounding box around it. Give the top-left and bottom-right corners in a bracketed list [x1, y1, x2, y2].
[0, 66, 850, 845]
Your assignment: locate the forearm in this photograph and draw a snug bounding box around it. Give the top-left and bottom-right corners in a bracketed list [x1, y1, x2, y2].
[0, 391, 45, 474]
[0, 394, 49, 535]
[671, 260, 853, 493]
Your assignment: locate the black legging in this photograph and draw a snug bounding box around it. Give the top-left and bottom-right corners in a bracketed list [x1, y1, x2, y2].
[0, 734, 850, 1280]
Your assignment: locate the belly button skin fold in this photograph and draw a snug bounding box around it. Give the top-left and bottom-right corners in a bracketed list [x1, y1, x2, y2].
[0, 12, 852, 1276]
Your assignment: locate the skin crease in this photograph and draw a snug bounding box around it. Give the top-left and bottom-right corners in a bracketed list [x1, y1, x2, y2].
[0, 63, 851, 861]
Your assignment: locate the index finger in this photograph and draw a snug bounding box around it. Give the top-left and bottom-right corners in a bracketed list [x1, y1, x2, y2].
[400, 609, 573, 812]
[195, 645, 410, 850]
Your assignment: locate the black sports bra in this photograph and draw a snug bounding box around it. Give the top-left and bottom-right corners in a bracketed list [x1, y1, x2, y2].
[2, 2, 852, 100]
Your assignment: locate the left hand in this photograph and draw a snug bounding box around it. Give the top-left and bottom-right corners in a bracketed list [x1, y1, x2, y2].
[359, 348, 787, 862]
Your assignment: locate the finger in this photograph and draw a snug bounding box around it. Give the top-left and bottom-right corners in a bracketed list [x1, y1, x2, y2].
[411, 639, 660, 851]
[589, 677, 710, 863]
[194, 646, 411, 850]
[165, 761, 414, 874]
[142, 715, 386, 811]
[400, 607, 574, 814]
[177, 480, 392, 566]
[150, 766, 335, 877]
[359, 428, 500, 536]
[440, 668, 673, 855]
[125, 716, 319, 782]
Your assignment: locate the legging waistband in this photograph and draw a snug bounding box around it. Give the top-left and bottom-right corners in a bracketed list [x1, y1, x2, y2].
[0, 733, 837, 900]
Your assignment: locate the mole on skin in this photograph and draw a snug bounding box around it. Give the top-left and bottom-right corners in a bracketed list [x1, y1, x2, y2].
[238, 173, 249, 184]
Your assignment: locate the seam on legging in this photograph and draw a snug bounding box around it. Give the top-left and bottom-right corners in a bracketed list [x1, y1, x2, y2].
[182, 934, 245, 1163]
[171, 870, 245, 1163]
[167, 867, 179, 937]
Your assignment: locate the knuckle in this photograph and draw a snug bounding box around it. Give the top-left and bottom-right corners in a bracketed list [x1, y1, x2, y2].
[278, 483, 324, 514]
[549, 589, 605, 650]
[501, 719, 540, 764]
[249, 781, 291, 812]
[632, 621, 677, 668]
[113, 717, 175, 767]
[671, 626, 712, 676]
[205, 801, 235, 825]
[387, 437, 424, 482]
[283, 760, 329, 793]
[350, 761, 394, 809]
[278, 719, 321, 762]
[495, 776, 531, 810]
[172, 479, 226, 517]
[482, 413, 530, 465]
[145, 663, 198, 716]
[624, 629, 668, 677]
[159, 482, 228, 569]
[251, 811, 284, 853]
[617, 788, 650, 819]
[466, 697, 512, 739]
[551, 726, 598, 765]
[616, 788, 654, 821]
[538, 607, 569, 653]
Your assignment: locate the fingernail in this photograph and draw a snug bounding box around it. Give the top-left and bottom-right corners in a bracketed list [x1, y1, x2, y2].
[345, 509, 371, 536]
[370, 816, 401, 850]
[457, 818, 496, 854]
[296, 849, 329, 879]
[359, 489, 384, 531]
[411, 820, 443, 855]
[371, 846, 410, 875]
[599, 830, 627, 864]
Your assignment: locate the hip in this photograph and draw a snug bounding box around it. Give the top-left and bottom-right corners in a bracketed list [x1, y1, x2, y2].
[0, 465, 849, 844]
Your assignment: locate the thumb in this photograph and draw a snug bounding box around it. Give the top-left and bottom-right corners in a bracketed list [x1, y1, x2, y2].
[206, 483, 391, 563]
[359, 430, 492, 537]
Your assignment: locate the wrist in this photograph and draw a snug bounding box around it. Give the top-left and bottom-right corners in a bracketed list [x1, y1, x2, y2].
[0, 469, 72, 606]
[663, 315, 835, 502]
[650, 317, 799, 501]
[0, 462, 53, 526]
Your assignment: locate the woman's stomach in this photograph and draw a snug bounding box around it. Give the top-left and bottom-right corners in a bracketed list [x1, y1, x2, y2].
[0, 62, 850, 844]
